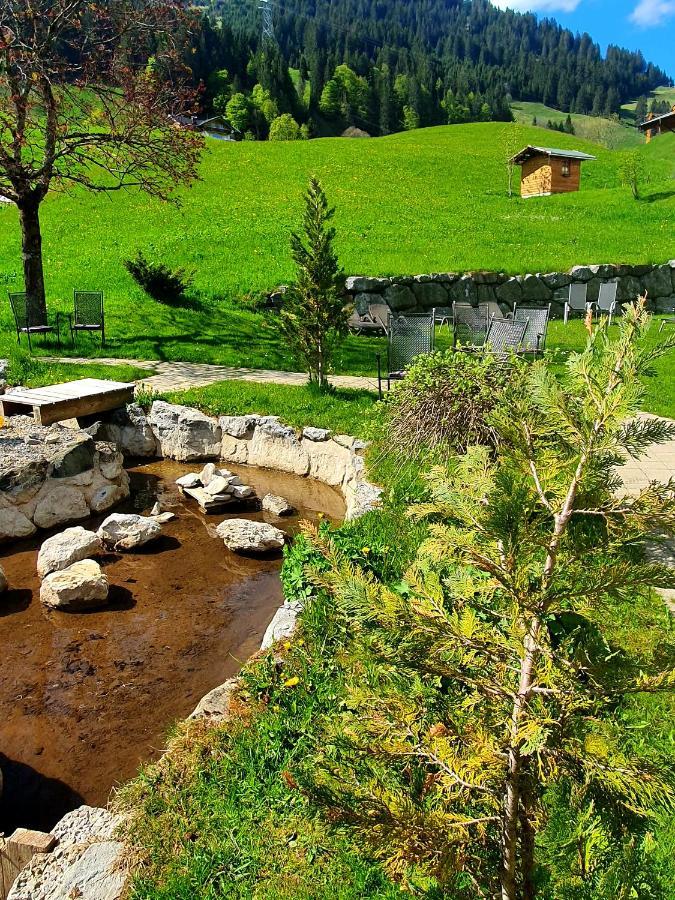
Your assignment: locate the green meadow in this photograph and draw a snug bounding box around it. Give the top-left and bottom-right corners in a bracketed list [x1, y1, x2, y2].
[0, 122, 673, 370]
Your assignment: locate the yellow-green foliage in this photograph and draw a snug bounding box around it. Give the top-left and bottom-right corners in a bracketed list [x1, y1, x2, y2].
[301, 304, 675, 897]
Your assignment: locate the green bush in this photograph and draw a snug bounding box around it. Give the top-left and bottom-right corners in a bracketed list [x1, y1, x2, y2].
[382, 349, 513, 458]
[124, 251, 192, 305]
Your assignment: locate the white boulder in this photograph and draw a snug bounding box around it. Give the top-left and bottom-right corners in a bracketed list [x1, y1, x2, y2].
[37, 526, 102, 579]
[175, 472, 201, 489]
[40, 560, 109, 610]
[32, 484, 90, 530]
[0, 565, 7, 593]
[97, 513, 162, 550]
[149, 401, 222, 462]
[262, 493, 294, 516]
[216, 519, 285, 553]
[0, 504, 37, 542]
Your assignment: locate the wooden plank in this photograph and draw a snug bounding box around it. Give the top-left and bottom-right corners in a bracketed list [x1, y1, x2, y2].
[36, 386, 135, 425]
[0, 830, 56, 900]
[0, 380, 134, 425]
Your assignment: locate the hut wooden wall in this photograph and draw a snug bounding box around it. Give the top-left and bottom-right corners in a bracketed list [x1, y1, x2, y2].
[520, 157, 581, 197]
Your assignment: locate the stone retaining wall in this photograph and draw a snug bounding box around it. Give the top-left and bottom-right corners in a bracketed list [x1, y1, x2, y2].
[346, 260, 675, 317]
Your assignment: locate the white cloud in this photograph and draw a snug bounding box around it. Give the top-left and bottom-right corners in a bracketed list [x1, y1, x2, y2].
[629, 0, 675, 25]
[491, 0, 582, 11]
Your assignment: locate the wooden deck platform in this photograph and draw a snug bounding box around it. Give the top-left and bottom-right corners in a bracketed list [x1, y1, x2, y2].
[0, 378, 135, 426]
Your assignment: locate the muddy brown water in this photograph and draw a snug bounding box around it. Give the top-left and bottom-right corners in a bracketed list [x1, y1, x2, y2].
[0, 459, 344, 833]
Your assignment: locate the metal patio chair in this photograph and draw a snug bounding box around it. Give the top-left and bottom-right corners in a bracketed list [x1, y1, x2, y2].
[377, 313, 435, 394]
[563, 283, 590, 324]
[592, 280, 619, 325]
[513, 303, 551, 354]
[8, 291, 60, 351]
[68, 290, 105, 345]
[485, 316, 528, 355]
[452, 301, 489, 348]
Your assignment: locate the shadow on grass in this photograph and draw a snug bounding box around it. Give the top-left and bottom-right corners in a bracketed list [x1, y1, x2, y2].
[644, 189, 675, 203]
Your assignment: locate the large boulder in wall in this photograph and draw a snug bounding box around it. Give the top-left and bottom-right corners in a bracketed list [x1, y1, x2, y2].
[148, 401, 222, 461]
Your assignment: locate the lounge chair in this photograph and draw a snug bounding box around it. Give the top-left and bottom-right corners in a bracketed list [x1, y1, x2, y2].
[368, 303, 391, 332]
[563, 283, 589, 324]
[452, 302, 489, 348]
[485, 316, 528, 354]
[378, 313, 435, 394]
[8, 291, 61, 352]
[348, 303, 389, 335]
[68, 290, 106, 345]
[592, 281, 619, 325]
[513, 303, 550, 354]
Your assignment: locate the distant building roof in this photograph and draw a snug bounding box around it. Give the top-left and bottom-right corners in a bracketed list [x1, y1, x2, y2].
[510, 145, 597, 165]
[637, 107, 675, 131]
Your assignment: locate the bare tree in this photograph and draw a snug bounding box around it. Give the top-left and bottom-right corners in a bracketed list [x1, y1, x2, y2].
[0, 0, 204, 314]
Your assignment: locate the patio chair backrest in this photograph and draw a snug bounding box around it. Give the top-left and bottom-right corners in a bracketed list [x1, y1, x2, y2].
[513, 304, 550, 352]
[368, 303, 391, 328]
[479, 301, 503, 321]
[388, 313, 435, 374]
[567, 282, 588, 311]
[453, 301, 488, 346]
[74, 290, 104, 326]
[485, 316, 528, 354]
[9, 291, 47, 329]
[597, 280, 618, 311]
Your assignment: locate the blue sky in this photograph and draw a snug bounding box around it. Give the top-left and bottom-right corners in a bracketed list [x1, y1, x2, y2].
[492, 0, 674, 79]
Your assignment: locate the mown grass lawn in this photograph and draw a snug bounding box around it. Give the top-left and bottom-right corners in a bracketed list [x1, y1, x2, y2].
[0, 123, 672, 369]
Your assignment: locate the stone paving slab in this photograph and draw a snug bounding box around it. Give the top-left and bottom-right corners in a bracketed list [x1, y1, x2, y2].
[44, 357, 380, 394]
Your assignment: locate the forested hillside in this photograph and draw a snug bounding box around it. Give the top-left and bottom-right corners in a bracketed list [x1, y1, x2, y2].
[189, 0, 671, 138]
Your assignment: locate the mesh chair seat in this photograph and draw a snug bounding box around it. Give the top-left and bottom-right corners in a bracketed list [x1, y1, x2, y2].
[71, 290, 105, 344]
[379, 314, 435, 391]
[9, 292, 59, 351]
[513, 304, 550, 353]
[453, 302, 489, 347]
[485, 316, 528, 354]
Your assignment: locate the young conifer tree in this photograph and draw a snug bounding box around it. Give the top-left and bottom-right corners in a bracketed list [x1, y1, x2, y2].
[303, 301, 675, 898]
[279, 177, 348, 388]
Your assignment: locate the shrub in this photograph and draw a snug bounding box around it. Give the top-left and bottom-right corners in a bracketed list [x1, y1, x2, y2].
[269, 113, 301, 141]
[382, 349, 513, 459]
[124, 251, 192, 305]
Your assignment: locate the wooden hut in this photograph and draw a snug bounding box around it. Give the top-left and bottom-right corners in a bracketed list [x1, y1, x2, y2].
[637, 106, 675, 142]
[510, 146, 596, 198]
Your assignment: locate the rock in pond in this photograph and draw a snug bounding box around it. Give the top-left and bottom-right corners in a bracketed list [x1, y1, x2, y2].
[37, 526, 102, 579]
[216, 519, 285, 554]
[40, 560, 109, 610]
[261, 493, 295, 516]
[97, 513, 162, 551]
[0, 564, 7, 593]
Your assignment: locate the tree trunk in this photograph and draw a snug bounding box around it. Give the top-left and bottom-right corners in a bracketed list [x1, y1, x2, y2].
[18, 196, 47, 316]
[519, 777, 537, 900]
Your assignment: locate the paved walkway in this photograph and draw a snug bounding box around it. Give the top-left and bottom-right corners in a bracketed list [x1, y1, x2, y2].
[46, 357, 381, 394]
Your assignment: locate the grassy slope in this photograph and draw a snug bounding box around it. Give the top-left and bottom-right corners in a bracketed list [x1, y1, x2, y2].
[0, 123, 673, 369]
[621, 85, 675, 121]
[511, 101, 642, 148]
